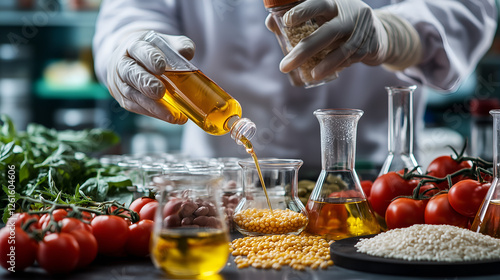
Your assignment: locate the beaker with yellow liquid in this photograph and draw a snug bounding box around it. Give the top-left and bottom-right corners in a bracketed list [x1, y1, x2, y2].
[471, 109, 500, 238]
[151, 163, 229, 278]
[306, 109, 380, 240]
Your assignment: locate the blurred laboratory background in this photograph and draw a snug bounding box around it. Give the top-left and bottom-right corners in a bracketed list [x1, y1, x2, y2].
[0, 0, 500, 166]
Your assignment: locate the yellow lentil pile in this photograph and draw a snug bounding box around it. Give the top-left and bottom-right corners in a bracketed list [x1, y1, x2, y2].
[230, 234, 334, 270]
[233, 208, 308, 235]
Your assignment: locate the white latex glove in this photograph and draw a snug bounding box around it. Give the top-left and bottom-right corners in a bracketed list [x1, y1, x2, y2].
[106, 31, 195, 124]
[266, 0, 422, 81]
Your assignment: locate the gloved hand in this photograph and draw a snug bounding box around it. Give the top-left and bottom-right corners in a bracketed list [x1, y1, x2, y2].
[265, 0, 422, 81]
[106, 31, 195, 124]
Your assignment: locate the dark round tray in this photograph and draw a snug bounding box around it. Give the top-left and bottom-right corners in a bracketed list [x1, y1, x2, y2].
[330, 234, 500, 277]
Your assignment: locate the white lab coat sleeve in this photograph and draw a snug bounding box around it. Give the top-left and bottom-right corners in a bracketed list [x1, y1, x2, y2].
[92, 0, 180, 84]
[381, 0, 498, 92]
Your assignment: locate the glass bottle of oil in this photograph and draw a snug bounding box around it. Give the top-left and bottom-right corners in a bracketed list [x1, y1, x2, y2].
[471, 109, 500, 238]
[379, 85, 422, 176]
[306, 109, 380, 240]
[143, 31, 256, 146]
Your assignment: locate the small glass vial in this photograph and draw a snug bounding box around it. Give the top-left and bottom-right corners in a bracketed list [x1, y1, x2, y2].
[471, 109, 500, 238]
[263, 0, 338, 88]
[233, 158, 309, 236]
[143, 31, 256, 146]
[379, 85, 422, 176]
[306, 109, 380, 240]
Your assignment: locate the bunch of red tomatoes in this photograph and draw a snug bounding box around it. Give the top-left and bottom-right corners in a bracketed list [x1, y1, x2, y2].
[364, 152, 492, 231]
[0, 196, 158, 275]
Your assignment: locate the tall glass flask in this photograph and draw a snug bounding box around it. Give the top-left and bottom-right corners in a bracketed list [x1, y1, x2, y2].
[379, 85, 421, 176]
[471, 109, 500, 238]
[306, 109, 380, 240]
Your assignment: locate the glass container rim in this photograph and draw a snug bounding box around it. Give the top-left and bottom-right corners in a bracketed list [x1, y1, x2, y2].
[384, 85, 417, 91]
[313, 108, 364, 117]
[238, 158, 303, 169]
[490, 109, 500, 115]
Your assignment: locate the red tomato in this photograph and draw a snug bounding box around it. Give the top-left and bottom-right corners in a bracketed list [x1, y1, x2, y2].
[91, 215, 129, 255]
[0, 226, 38, 272]
[125, 219, 154, 257]
[37, 232, 80, 274]
[81, 211, 95, 222]
[360, 180, 373, 197]
[385, 198, 426, 230]
[129, 197, 156, 213]
[417, 183, 439, 199]
[368, 172, 418, 217]
[68, 229, 98, 268]
[39, 209, 68, 229]
[424, 193, 469, 228]
[61, 217, 92, 233]
[426, 155, 472, 190]
[448, 179, 491, 217]
[139, 201, 159, 221]
[7, 213, 40, 231]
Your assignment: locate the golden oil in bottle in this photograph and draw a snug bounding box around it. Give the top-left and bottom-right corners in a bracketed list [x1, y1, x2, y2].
[305, 197, 380, 240]
[151, 228, 229, 278]
[472, 199, 500, 238]
[157, 70, 243, 135]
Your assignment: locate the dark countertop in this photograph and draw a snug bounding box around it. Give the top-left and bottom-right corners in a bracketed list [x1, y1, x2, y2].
[2, 245, 500, 280]
[3, 254, 500, 280]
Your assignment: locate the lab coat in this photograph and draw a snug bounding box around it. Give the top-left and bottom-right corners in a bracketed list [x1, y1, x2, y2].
[93, 0, 497, 175]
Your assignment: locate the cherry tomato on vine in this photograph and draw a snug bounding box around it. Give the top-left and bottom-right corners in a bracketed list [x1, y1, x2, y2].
[385, 198, 426, 230]
[129, 197, 156, 213]
[426, 155, 472, 190]
[39, 209, 68, 229]
[138, 201, 159, 221]
[91, 215, 129, 255]
[61, 217, 92, 233]
[37, 232, 80, 274]
[68, 229, 98, 268]
[360, 180, 373, 197]
[368, 172, 418, 217]
[125, 219, 154, 257]
[7, 213, 40, 231]
[448, 179, 490, 217]
[424, 193, 469, 228]
[0, 227, 38, 272]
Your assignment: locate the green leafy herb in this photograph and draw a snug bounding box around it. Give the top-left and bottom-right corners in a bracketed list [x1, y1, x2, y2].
[0, 114, 133, 222]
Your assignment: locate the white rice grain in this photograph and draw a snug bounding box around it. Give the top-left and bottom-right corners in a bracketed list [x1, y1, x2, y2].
[355, 224, 500, 262]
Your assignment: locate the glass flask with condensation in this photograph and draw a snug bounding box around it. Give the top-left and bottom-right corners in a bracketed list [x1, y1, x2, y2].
[143, 31, 255, 146]
[471, 109, 500, 238]
[306, 109, 380, 240]
[379, 85, 421, 176]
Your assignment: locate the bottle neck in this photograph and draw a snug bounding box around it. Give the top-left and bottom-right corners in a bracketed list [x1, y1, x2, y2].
[492, 110, 500, 179]
[314, 109, 363, 171]
[227, 115, 257, 146]
[386, 86, 415, 155]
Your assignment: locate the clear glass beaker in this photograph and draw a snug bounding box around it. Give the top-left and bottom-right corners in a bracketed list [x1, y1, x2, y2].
[471, 109, 500, 238]
[306, 109, 380, 240]
[379, 85, 421, 176]
[217, 157, 244, 232]
[150, 164, 229, 278]
[233, 158, 309, 236]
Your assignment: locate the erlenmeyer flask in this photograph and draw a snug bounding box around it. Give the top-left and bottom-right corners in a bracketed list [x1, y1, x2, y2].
[379, 85, 422, 176]
[306, 109, 380, 240]
[471, 109, 500, 238]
